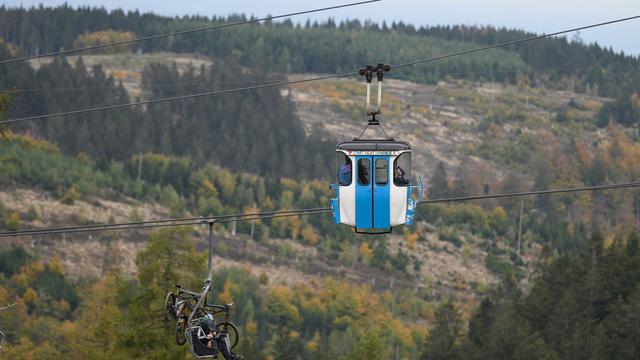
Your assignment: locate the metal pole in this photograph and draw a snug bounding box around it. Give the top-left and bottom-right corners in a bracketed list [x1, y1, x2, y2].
[207, 220, 215, 281]
[392, 293, 399, 360]
[366, 82, 371, 113]
[517, 200, 524, 254]
[137, 152, 143, 183]
[636, 195, 640, 226]
[377, 80, 382, 113]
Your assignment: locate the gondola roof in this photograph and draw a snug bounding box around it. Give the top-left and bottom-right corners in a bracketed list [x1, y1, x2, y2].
[336, 139, 411, 151]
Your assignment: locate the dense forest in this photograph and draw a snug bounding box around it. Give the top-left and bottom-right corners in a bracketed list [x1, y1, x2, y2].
[0, 224, 638, 358]
[0, 230, 432, 359]
[0, 42, 333, 179]
[2, 4, 640, 359]
[2, 5, 640, 180]
[1, 5, 639, 97]
[423, 230, 640, 359]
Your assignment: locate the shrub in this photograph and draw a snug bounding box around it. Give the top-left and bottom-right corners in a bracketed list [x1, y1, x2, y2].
[129, 208, 143, 222]
[61, 186, 80, 204]
[216, 242, 229, 257]
[26, 206, 38, 221]
[439, 228, 463, 248]
[277, 242, 293, 257]
[4, 211, 20, 231]
[485, 254, 518, 281]
[259, 272, 269, 285]
[0, 245, 30, 276]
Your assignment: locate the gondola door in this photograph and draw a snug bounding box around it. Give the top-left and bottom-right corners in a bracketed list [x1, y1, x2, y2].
[355, 155, 391, 231]
[355, 156, 373, 229]
[372, 156, 390, 229]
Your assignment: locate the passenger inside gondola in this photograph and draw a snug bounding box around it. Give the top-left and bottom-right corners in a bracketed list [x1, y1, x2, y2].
[338, 156, 352, 186]
[394, 165, 409, 186]
[358, 159, 370, 184]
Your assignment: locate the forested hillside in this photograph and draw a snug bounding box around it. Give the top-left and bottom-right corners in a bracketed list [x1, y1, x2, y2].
[423, 231, 640, 359]
[1, 5, 639, 96]
[0, 42, 333, 178]
[2, 132, 640, 358]
[2, 4, 640, 359]
[2, 5, 640, 180]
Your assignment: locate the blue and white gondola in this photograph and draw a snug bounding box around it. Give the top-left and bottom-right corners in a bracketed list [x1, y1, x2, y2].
[331, 139, 423, 234]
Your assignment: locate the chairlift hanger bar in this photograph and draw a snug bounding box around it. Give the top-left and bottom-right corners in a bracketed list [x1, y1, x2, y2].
[2, 14, 639, 126]
[0, 0, 381, 65]
[0, 303, 16, 311]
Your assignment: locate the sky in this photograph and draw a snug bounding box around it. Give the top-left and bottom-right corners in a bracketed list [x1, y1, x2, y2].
[4, 0, 640, 55]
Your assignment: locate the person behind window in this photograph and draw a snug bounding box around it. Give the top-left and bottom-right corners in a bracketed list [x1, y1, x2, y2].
[358, 160, 369, 184]
[394, 165, 409, 186]
[338, 156, 352, 185]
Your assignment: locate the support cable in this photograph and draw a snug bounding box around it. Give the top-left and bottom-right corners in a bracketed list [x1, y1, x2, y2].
[418, 181, 640, 205]
[7, 63, 638, 95]
[0, 207, 331, 236]
[391, 15, 640, 70]
[2, 181, 639, 237]
[2, 14, 639, 126]
[0, 0, 381, 65]
[0, 208, 332, 237]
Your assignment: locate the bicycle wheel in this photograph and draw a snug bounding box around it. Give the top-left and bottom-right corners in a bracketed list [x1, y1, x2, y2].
[164, 293, 177, 321]
[215, 322, 239, 349]
[216, 334, 233, 360]
[175, 320, 187, 346]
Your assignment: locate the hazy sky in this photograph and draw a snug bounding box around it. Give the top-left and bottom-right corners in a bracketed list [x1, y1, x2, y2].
[4, 0, 640, 55]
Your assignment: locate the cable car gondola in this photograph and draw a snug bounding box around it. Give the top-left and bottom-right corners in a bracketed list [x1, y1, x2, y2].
[331, 65, 423, 234]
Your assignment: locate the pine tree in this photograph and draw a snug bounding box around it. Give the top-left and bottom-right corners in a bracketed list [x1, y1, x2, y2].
[421, 302, 461, 360]
[429, 162, 450, 200]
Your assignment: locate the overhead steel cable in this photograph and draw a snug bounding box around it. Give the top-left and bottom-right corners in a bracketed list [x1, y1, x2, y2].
[0, 207, 332, 237]
[0, 72, 358, 125]
[8, 63, 637, 94]
[216, 209, 332, 224]
[391, 15, 640, 70]
[2, 14, 639, 126]
[3, 182, 640, 237]
[0, 208, 331, 237]
[418, 181, 640, 205]
[0, 0, 381, 65]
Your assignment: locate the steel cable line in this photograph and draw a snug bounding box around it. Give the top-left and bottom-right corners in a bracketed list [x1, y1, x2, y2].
[8, 79, 278, 94]
[2, 14, 639, 126]
[0, 209, 332, 237]
[0, 0, 381, 65]
[8, 63, 637, 94]
[0, 72, 357, 125]
[418, 181, 640, 205]
[391, 15, 640, 70]
[0, 208, 332, 237]
[0, 207, 332, 237]
[2, 182, 640, 237]
[0, 207, 332, 234]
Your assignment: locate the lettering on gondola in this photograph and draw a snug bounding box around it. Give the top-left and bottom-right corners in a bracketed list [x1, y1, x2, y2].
[345, 150, 402, 156]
